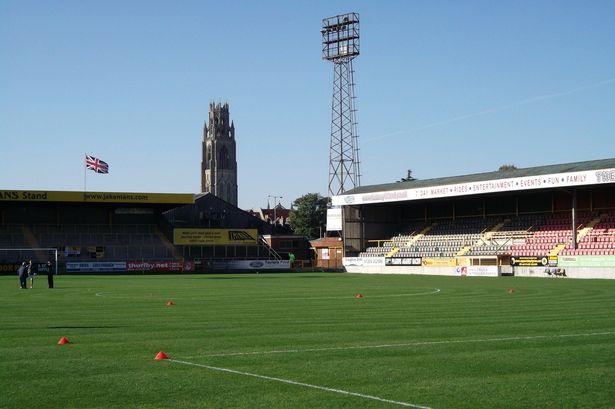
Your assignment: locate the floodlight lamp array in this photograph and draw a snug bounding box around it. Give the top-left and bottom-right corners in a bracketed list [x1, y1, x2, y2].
[321, 12, 360, 61]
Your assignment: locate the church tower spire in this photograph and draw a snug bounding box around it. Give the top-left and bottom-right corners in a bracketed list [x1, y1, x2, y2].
[201, 102, 238, 206]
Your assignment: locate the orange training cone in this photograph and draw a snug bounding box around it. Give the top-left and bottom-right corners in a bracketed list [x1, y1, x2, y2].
[166, 301, 174, 306]
[58, 337, 70, 345]
[508, 288, 515, 295]
[356, 293, 363, 299]
[155, 351, 169, 360]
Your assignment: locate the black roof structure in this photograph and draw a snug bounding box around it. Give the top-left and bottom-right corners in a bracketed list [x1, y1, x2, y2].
[331, 157, 615, 207]
[344, 158, 615, 195]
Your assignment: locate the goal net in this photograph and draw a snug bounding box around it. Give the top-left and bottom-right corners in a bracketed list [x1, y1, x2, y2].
[0, 248, 59, 274]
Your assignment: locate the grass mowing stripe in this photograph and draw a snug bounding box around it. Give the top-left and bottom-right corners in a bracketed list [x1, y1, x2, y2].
[186, 330, 615, 358]
[168, 358, 433, 409]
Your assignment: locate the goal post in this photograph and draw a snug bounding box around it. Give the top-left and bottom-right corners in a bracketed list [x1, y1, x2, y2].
[0, 248, 59, 275]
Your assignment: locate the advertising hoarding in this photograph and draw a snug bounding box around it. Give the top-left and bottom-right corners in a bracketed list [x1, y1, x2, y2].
[212, 260, 291, 270]
[66, 262, 126, 272]
[0, 190, 193, 204]
[173, 229, 258, 245]
[332, 168, 615, 206]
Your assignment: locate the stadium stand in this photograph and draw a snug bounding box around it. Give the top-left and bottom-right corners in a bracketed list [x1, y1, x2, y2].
[0, 190, 292, 273]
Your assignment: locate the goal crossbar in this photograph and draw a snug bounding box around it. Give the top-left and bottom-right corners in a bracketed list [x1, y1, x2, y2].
[0, 248, 59, 274]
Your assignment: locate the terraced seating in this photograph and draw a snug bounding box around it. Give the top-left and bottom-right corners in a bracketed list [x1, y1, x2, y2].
[0, 225, 28, 247]
[361, 217, 500, 258]
[466, 215, 540, 256]
[560, 211, 615, 256]
[0, 224, 174, 262]
[359, 211, 615, 259]
[509, 212, 595, 256]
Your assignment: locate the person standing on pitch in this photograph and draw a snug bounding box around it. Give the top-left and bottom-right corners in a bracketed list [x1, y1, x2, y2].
[46, 260, 54, 289]
[26, 260, 34, 288]
[18, 262, 28, 289]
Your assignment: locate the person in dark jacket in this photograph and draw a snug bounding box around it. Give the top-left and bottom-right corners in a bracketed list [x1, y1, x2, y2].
[46, 260, 54, 288]
[18, 262, 28, 289]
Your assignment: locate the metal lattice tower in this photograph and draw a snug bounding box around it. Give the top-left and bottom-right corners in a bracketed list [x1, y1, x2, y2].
[322, 13, 361, 197]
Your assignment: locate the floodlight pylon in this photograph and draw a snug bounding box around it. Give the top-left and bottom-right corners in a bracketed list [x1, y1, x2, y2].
[322, 12, 361, 197]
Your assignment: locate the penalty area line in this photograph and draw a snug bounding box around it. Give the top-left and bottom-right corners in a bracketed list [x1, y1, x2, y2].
[168, 359, 432, 409]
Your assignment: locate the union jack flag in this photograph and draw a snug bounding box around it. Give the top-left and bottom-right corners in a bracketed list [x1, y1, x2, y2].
[85, 155, 109, 174]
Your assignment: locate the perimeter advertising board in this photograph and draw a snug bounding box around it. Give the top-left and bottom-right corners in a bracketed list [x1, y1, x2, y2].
[342, 257, 363, 266]
[173, 229, 258, 246]
[126, 261, 190, 272]
[212, 260, 291, 270]
[558, 256, 615, 267]
[66, 262, 126, 272]
[422, 258, 457, 267]
[36, 263, 51, 273]
[510, 256, 551, 267]
[466, 266, 499, 277]
[456, 266, 500, 276]
[385, 257, 422, 266]
[363, 257, 386, 266]
[341, 257, 386, 267]
[65, 261, 195, 272]
[0, 263, 21, 274]
[0, 263, 53, 275]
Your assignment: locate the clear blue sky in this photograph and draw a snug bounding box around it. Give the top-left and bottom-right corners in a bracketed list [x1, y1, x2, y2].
[2, 0, 614, 209]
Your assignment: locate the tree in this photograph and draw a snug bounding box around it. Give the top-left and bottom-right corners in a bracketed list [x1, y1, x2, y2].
[498, 164, 518, 171]
[289, 193, 328, 238]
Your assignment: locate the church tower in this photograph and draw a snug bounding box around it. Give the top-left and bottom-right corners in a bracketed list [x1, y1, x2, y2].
[201, 102, 238, 206]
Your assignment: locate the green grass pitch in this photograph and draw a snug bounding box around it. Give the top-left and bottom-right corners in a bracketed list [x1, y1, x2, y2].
[2, 272, 615, 409]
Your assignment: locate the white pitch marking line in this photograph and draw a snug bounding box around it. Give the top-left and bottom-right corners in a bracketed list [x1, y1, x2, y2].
[169, 359, 432, 409]
[271, 288, 441, 301]
[94, 288, 441, 301]
[188, 331, 615, 358]
[95, 292, 165, 300]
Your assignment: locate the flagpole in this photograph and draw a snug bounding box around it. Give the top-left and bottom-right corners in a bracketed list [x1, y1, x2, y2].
[84, 153, 87, 201]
